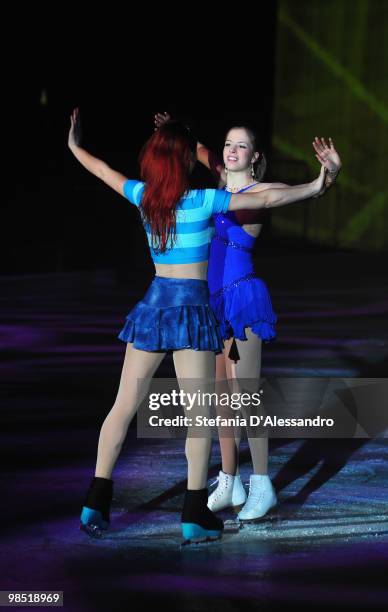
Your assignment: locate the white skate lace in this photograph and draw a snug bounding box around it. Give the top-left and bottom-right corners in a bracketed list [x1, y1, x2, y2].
[209, 477, 219, 488]
[209, 475, 230, 502]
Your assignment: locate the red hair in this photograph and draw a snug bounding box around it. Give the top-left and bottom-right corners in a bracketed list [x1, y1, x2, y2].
[139, 121, 196, 253]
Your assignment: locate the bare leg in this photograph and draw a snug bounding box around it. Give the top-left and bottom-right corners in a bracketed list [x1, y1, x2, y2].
[217, 328, 267, 475]
[216, 338, 242, 475]
[95, 343, 165, 478]
[173, 349, 215, 490]
[234, 328, 267, 475]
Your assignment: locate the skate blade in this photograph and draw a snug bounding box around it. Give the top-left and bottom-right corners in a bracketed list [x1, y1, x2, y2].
[80, 522, 105, 538]
[224, 518, 244, 533]
[181, 534, 222, 547]
[238, 504, 278, 524]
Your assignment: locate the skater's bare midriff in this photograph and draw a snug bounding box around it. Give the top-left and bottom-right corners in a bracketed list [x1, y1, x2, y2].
[154, 261, 208, 281]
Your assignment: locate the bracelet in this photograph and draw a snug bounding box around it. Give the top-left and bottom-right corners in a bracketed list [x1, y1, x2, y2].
[328, 167, 341, 176]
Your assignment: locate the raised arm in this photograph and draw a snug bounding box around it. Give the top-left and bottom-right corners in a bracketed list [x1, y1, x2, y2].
[196, 141, 212, 169]
[197, 142, 226, 185]
[263, 138, 342, 197]
[68, 108, 128, 196]
[229, 165, 326, 211]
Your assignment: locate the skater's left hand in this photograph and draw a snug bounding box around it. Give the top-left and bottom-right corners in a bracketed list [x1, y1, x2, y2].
[68, 107, 82, 149]
[312, 137, 342, 174]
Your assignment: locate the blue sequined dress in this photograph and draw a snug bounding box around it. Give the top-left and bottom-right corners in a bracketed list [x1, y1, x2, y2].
[208, 202, 277, 343]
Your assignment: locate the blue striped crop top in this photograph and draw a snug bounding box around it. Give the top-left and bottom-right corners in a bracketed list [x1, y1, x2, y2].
[123, 180, 232, 264]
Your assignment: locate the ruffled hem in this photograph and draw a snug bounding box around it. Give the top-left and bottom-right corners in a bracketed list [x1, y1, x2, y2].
[221, 318, 276, 343]
[118, 302, 223, 353]
[210, 277, 277, 343]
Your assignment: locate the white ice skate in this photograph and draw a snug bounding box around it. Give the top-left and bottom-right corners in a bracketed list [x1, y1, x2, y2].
[207, 470, 247, 512]
[237, 474, 277, 521]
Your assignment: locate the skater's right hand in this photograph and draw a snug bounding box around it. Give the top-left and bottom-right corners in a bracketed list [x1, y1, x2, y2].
[154, 111, 171, 130]
[312, 137, 342, 174]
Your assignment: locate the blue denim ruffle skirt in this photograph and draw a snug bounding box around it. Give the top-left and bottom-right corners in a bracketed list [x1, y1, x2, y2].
[118, 276, 223, 353]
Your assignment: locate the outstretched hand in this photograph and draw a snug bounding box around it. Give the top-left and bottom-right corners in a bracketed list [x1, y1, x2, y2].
[154, 111, 171, 130]
[312, 137, 342, 174]
[68, 108, 82, 148]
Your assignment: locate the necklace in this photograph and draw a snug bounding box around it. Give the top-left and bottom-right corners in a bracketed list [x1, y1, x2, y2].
[225, 181, 259, 193]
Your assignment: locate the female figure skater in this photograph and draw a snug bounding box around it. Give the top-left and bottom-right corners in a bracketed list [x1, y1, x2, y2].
[155, 113, 341, 521]
[68, 109, 326, 542]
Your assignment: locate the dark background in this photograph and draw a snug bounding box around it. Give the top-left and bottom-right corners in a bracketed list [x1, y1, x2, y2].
[3, 6, 280, 278]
